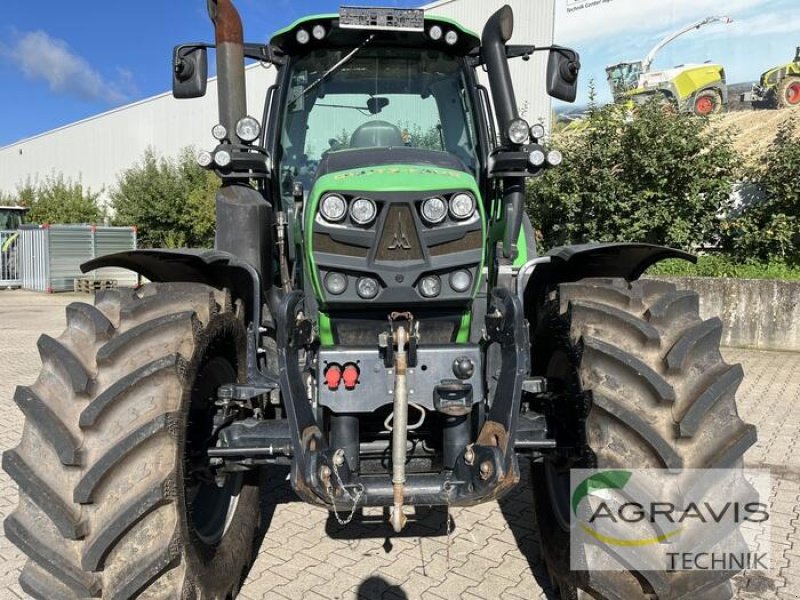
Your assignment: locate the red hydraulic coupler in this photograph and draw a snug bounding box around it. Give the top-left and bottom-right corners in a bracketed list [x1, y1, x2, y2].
[342, 363, 360, 390]
[325, 364, 342, 390]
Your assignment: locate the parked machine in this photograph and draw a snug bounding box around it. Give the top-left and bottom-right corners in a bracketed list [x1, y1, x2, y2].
[4, 3, 755, 599]
[606, 16, 733, 115]
[742, 46, 800, 108]
[0, 205, 28, 284]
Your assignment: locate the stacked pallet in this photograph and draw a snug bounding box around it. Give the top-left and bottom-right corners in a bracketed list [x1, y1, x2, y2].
[73, 278, 118, 293]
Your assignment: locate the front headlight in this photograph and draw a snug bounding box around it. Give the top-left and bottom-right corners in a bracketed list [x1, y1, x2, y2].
[419, 275, 442, 298]
[507, 118, 530, 145]
[235, 116, 261, 143]
[421, 197, 447, 224]
[320, 194, 347, 222]
[214, 150, 232, 167]
[350, 198, 377, 225]
[449, 192, 475, 220]
[356, 277, 379, 299]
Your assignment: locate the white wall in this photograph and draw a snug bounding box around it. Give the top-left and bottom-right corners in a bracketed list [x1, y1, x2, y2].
[0, 0, 554, 201]
[0, 65, 276, 203]
[425, 0, 555, 127]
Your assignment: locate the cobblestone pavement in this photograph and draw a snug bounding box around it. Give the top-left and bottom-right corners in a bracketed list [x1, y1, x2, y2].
[0, 290, 798, 600]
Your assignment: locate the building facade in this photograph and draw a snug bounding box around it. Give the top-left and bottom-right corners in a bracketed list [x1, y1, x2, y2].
[0, 0, 555, 201]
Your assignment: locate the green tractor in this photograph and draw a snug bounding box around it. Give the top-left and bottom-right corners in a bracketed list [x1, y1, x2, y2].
[4, 3, 756, 599]
[606, 16, 733, 115]
[742, 46, 800, 108]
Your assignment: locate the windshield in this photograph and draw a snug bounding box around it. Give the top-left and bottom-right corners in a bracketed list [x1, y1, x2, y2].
[279, 47, 479, 197]
[0, 209, 24, 230]
[606, 62, 642, 97]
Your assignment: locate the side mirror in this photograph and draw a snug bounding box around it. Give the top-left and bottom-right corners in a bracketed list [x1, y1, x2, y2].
[546, 46, 580, 103]
[172, 44, 208, 99]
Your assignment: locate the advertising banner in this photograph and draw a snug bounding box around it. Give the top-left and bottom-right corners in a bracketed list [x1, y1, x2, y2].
[554, 0, 799, 116]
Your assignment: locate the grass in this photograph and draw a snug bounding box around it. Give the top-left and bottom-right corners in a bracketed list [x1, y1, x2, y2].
[646, 255, 800, 281]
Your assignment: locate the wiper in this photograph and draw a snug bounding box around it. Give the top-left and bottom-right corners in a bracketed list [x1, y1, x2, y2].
[290, 35, 375, 106]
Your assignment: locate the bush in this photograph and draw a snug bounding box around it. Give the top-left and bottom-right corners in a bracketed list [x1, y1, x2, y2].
[528, 95, 737, 251]
[647, 255, 800, 280]
[720, 121, 800, 264]
[111, 148, 216, 248]
[17, 175, 103, 225]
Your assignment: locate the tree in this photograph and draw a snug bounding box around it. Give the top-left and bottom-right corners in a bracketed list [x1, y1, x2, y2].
[18, 175, 103, 225]
[721, 120, 800, 264]
[111, 148, 217, 248]
[527, 96, 737, 252]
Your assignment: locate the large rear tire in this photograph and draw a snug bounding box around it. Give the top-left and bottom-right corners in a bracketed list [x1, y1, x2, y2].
[3, 282, 263, 599]
[530, 278, 756, 600]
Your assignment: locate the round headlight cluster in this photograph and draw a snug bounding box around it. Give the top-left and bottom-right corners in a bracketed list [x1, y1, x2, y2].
[507, 118, 530, 145]
[530, 123, 546, 140]
[421, 197, 447, 224]
[419, 275, 442, 298]
[449, 270, 472, 293]
[547, 150, 564, 166]
[324, 272, 347, 295]
[214, 150, 232, 168]
[449, 192, 475, 220]
[296, 29, 310, 44]
[211, 124, 227, 141]
[196, 150, 214, 168]
[312, 25, 326, 40]
[350, 198, 377, 225]
[428, 24, 458, 45]
[356, 277, 379, 299]
[320, 194, 347, 222]
[235, 116, 261, 143]
[529, 148, 546, 167]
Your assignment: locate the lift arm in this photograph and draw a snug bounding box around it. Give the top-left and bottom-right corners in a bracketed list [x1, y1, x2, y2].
[641, 16, 733, 74]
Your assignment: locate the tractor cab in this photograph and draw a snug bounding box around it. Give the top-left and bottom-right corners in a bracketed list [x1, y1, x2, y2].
[0, 206, 27, 231]
[605, 60, 643, 100]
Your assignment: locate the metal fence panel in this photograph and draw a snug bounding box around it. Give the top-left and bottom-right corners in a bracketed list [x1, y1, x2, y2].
[0, 230, 22, 287]
[18, 225, 137, 292]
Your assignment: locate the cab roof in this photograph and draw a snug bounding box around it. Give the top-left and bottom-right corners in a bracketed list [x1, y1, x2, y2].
[269, 10, 481, 56]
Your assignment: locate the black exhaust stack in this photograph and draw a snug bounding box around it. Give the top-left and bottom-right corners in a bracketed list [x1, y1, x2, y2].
[482, 6, 526, 260]
[482, 6, 519, 143]
[208, 0, 248, 135]
[208, 0, 273, 287]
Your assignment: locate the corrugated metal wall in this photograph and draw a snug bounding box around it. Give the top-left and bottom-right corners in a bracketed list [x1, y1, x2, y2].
[0, 66, 276, 202]
[18, 225, 138, 292]
[0, 0, 554, 199]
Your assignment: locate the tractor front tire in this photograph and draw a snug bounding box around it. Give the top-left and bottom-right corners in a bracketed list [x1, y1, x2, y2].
[530, 278, 755, 600]
[3, 282, 263, 599]
[777, 76, 800, 108]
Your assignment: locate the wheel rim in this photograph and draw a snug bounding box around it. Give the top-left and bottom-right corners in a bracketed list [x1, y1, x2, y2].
[695, 95, 714, 115]
[185, 355, 242, 546]
[787, 82, 800, 105]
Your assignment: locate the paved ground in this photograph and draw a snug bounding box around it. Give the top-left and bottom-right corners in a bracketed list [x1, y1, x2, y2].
[0, 289, 798, 600]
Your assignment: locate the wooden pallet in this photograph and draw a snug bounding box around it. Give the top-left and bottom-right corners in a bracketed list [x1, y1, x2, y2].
[73, 278, 118, 293]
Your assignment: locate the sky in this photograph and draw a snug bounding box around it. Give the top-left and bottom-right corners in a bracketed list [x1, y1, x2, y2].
[0, 0, 797, 146]
[0, 0, 420, 147]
